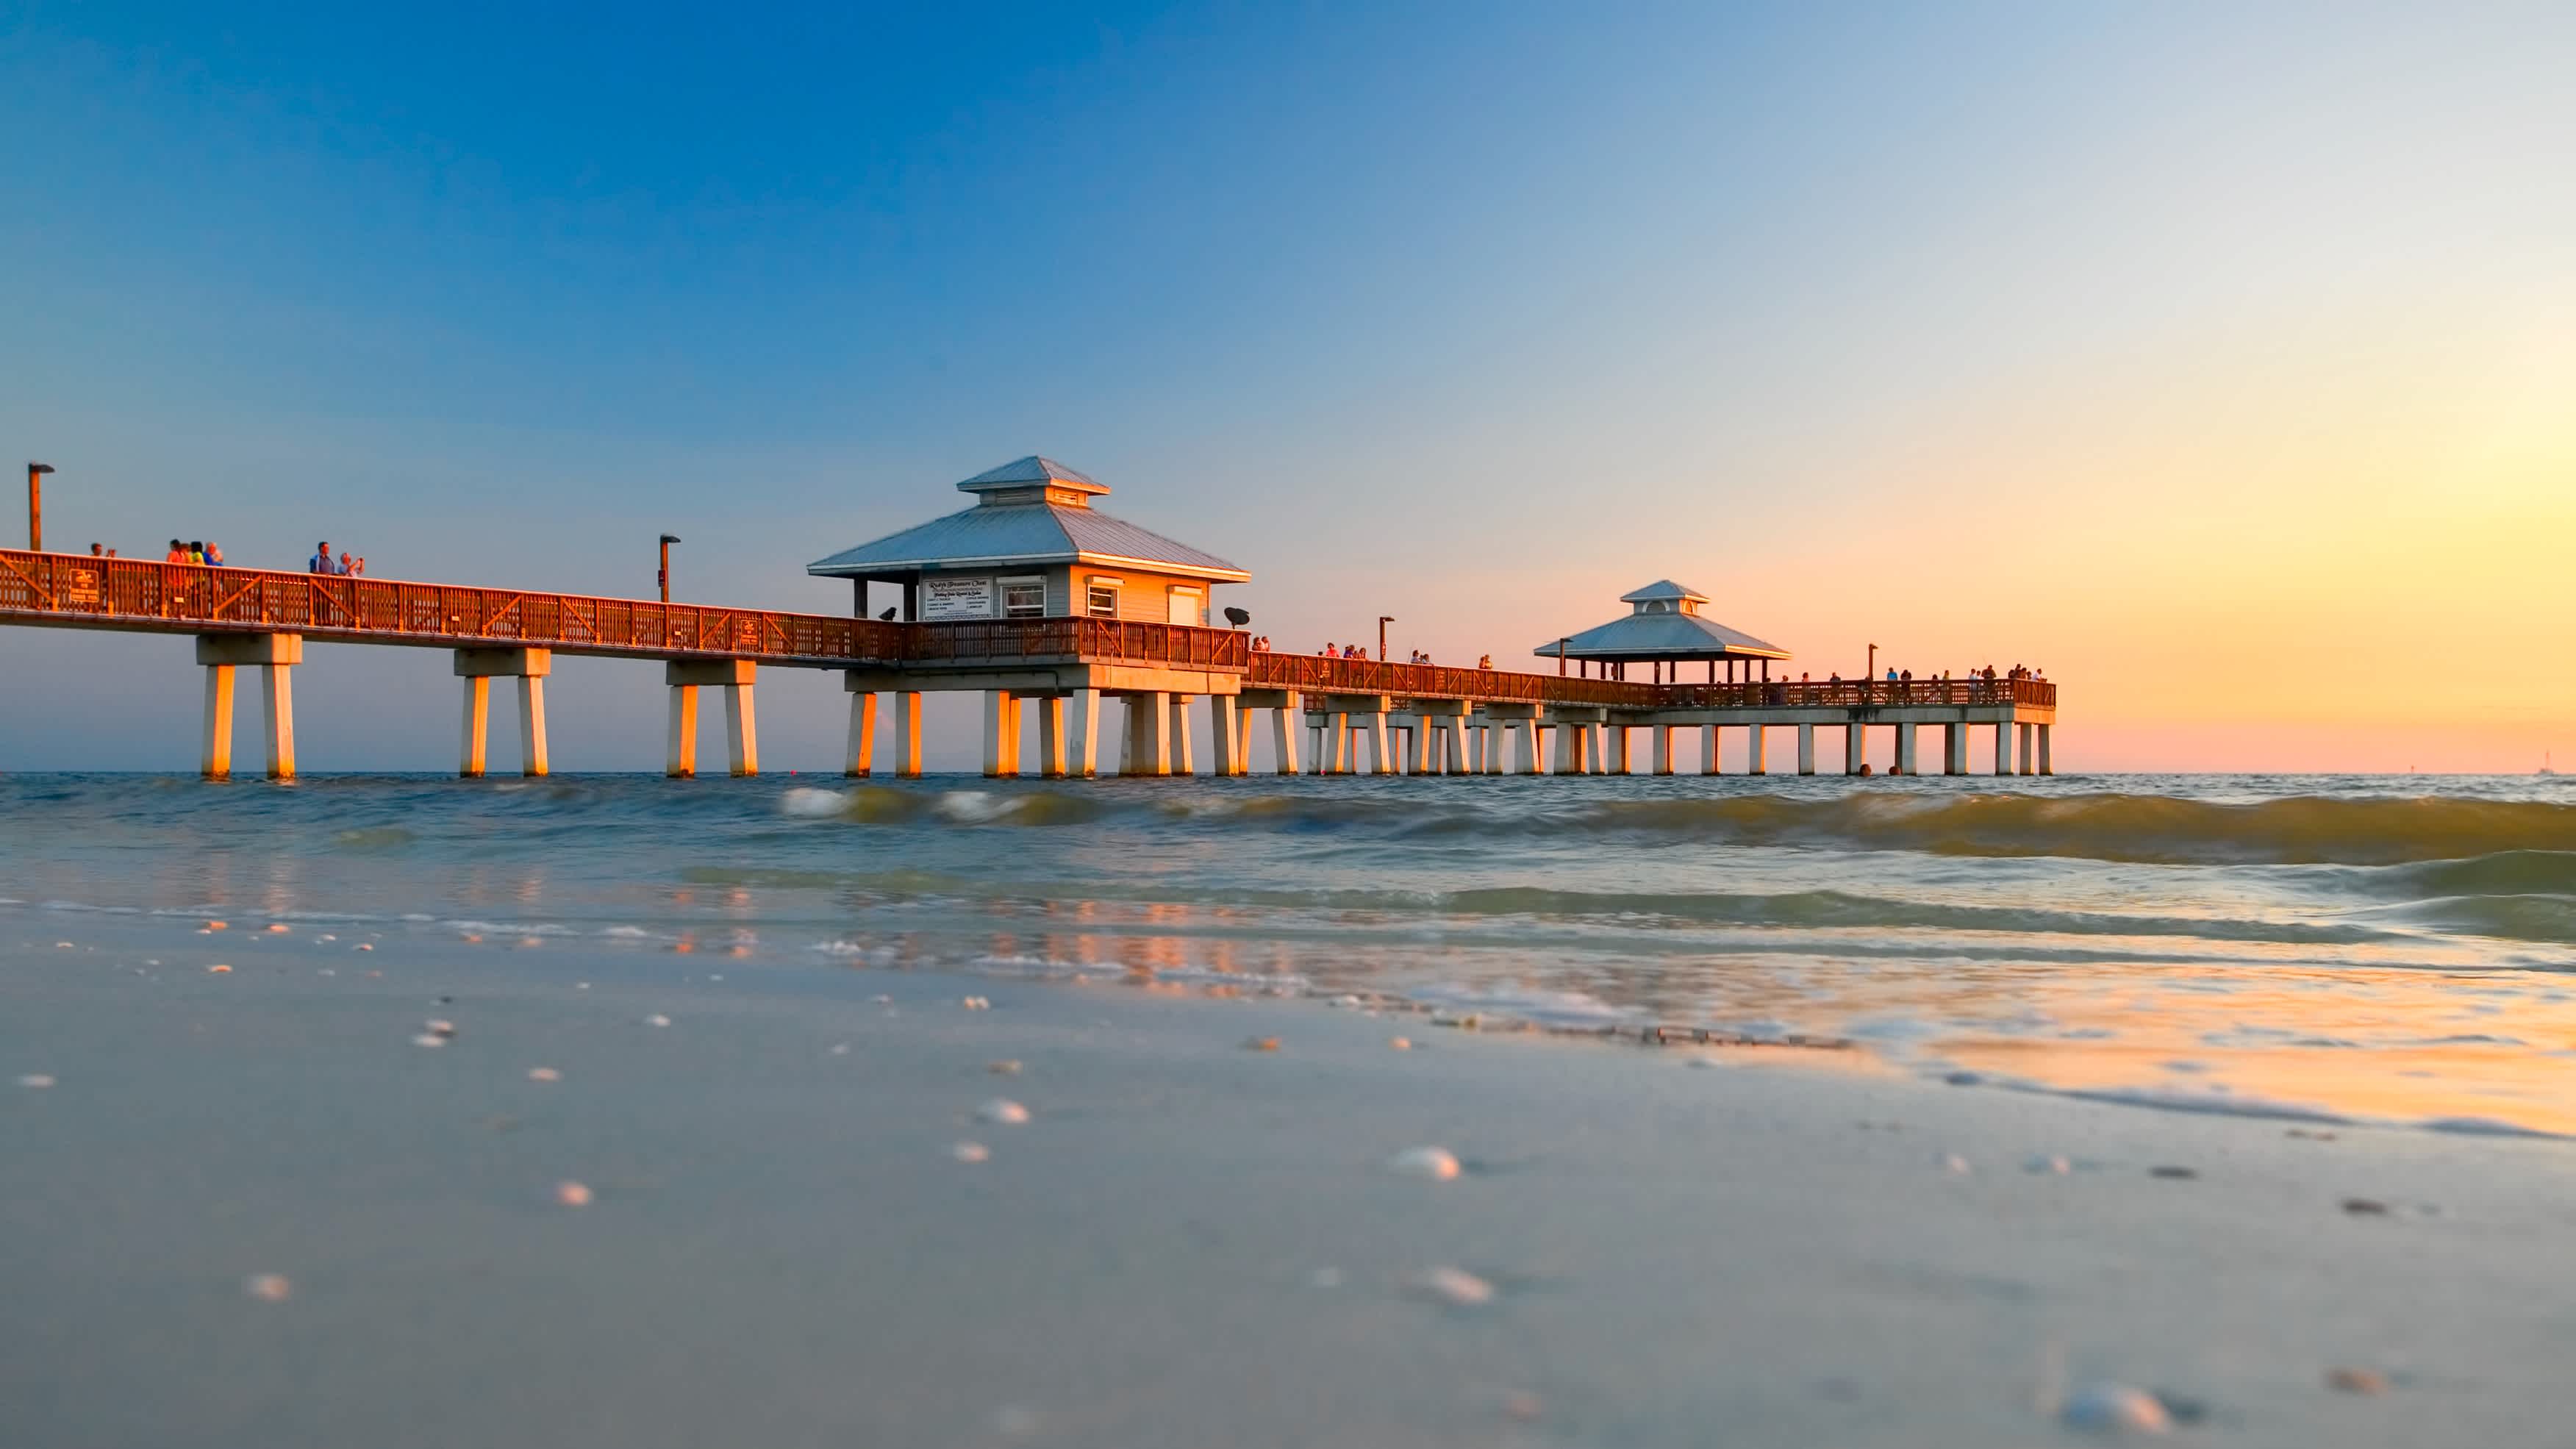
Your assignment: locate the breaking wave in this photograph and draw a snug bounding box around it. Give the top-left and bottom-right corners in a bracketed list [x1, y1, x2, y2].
[779, 786, 2576, 867]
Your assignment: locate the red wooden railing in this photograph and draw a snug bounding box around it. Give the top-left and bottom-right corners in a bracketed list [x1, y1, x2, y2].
[0, 548, 2056, 711]
[0, 551, 1252, 673]
[1659, 676, 2057, 709]
[1244, 651, 1664, 708]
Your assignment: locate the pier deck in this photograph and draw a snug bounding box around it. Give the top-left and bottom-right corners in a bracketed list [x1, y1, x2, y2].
[0, 548, 2056, 780]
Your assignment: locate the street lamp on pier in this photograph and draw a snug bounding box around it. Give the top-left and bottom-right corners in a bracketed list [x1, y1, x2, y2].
[1378, 615, 1393, 663]
[26, 462, 55, 552]
[659, 534, 682, 603]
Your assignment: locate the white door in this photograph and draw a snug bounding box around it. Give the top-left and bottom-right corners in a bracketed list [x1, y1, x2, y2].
[1168, 587, 1204, 627]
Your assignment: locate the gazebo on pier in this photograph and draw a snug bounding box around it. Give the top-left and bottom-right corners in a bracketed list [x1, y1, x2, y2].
[1534, 580, 1789, 684]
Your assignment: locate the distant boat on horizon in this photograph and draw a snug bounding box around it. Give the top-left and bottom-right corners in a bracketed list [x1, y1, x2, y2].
[2542, 751, 2557, 777]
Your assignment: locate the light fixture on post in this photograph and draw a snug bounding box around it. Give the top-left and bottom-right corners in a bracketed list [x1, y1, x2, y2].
[26, 462, 56, 552]
[659, 534, 682, 603]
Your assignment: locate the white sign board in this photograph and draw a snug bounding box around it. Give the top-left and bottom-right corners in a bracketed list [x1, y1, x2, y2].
[920, 576, 995, 620]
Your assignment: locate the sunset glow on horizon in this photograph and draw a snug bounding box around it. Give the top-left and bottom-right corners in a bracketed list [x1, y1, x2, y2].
[3, 3, 2570, 773]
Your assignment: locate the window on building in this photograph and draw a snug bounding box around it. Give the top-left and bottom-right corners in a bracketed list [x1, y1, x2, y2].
[1168, 587, 1205, 627]
[1086, 577, 1120, 617]
[1001, 576, 1045, 619]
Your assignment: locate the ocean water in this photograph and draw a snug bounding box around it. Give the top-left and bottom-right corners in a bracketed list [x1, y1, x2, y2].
[7, 770, 2575, 1134]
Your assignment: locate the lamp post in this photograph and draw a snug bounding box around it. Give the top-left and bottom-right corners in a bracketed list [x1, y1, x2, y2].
[658, 534, 681, 603]
[1866, 641, 1878, 703]
[1378, 615, 1393, 663]
[26, 462, 54, 552]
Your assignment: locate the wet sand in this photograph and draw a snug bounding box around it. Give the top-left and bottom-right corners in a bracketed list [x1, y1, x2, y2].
[4, 917, 2569, 1447]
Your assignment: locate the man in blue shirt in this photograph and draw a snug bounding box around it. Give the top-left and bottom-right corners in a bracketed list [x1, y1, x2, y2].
[309, 542, 337, 575]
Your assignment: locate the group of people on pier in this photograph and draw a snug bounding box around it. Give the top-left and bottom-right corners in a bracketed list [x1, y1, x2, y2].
[307, 541, 368, 576]
[79, 539, 374, 577]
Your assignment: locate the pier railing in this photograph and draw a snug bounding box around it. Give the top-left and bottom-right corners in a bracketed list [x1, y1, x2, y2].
[1661, 676, 2057, 709]
[0, 551, 1248, 673]
[0, 548, 2053, 712]
[895, 617, 1249, 670]
[0, 550, 887, 662]
[1245, 651, 1664, 708]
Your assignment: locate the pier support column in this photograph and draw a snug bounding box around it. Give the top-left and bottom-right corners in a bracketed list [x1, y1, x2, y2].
[981, 691, 1022, 778]
[1065, 689, 1101, 778]
[1483, 707, 1542, 776]
[458, 676, 490, 779]
[1895, 722, 1917, 776]
[1605, 726, 1631, 776]
[1172, 696, 1198, 776]
[1037, 696, 1068, 779]
[1747, 726, 1767, 775]
[1365, 712, 1392, 776]
[1208, 696, 1242, 776]
[2038, 723, 2053, 776]
[2018, 722, 2035, 776]
[1845, 723, 1865, 776]
[668, 659, 756, 777]
[198, 635, 301, 781]
[1651, 726, 1674, 776]
[890, 692, 923, 779]
[518, 676, 550, 778]
[201, 664, 236, 781]
[1121, 693, 1171, 776]
[1702, 724, 1720, 775]
[666, 686, 699, 778]
[845, 691, 877, 778]
[1267, 693, 1302, 775]
[1944, 723, 1967, 775]
[262, 665, 297, 780]
[1447, 720, 1470, 774]
[1412, 720, 1434, 774]
[724, 681, 758, 777]
[1797, 723, 1815, 776]
[456, 648, 551, 778]
[1994, 722, 2013, 776]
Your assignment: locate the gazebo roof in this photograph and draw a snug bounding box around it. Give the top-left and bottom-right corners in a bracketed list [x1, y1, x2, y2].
[954, 455, 1109, 498]
[806, 457, 1248, 582]
[1618, 579, 1708, 606]
[1534, 579, 1789, 662]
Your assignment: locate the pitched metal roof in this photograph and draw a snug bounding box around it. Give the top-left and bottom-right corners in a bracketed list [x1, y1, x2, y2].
[1534, 610, 1789, 661]
[1618, 579, 1709, 604]
[806, 501, 1248, 581]
[808, 456, 1249, 581]
[956, 455, 1107, 495]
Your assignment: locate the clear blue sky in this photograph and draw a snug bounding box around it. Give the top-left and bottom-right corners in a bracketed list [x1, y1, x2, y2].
[4, 2, 2571, 771]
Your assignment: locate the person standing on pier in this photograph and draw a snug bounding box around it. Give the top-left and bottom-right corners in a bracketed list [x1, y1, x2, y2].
[309, 542, 337, 574]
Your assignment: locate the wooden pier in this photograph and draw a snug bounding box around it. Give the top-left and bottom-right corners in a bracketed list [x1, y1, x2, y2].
[0, 545, 2056, 781]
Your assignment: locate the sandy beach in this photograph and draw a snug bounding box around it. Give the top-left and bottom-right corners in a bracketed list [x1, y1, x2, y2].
[7, 910, 2567, 1448]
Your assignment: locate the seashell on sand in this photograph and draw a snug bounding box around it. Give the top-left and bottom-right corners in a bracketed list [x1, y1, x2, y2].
[1406, 1266, 1496, 1308]
[2059, 1382, 2172, 1435]
[1387, 1146, 1462, 1181]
